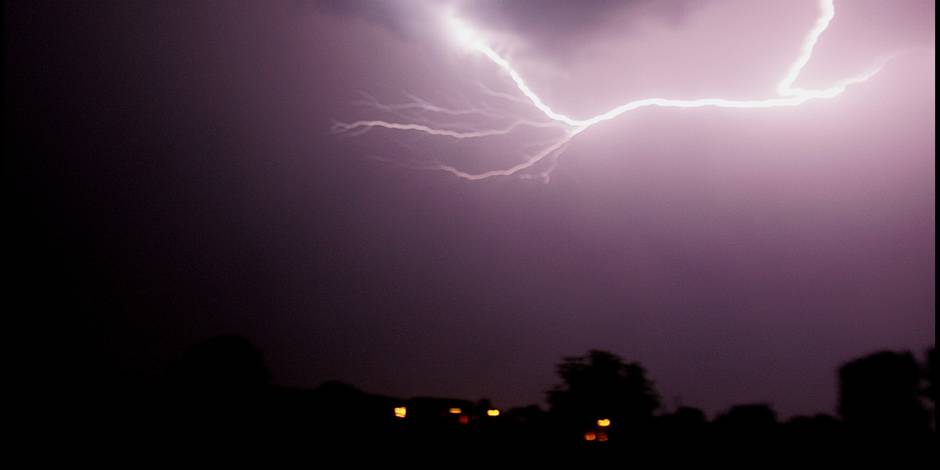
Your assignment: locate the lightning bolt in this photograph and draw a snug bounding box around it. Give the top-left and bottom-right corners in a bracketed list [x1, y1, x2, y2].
[333, 0, 892, 181]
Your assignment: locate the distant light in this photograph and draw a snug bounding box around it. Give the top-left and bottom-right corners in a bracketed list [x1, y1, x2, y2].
[394, 406, 407, 419]
[448, 408, 462, 414]
[597, 418, 611, 428]
[583, 431, 597, 441]
[458, 415, 470, 425]
[486, 409, 500, 417]
[597, 432, 609, 442]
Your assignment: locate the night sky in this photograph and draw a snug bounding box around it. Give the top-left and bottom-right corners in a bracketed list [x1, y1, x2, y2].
[9, 0, 934, 418]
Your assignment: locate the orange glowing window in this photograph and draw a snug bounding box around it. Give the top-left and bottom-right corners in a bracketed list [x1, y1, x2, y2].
[486, 409, 500, 417]
[448, 407, 462, 414]
[597, 431, 609, 442]
[597, 418, 611, 427]
[394, 406, 407, 418]
[583, 431, 597, 441]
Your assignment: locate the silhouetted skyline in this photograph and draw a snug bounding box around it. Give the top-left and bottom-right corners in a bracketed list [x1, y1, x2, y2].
[134, 335, 937, 449]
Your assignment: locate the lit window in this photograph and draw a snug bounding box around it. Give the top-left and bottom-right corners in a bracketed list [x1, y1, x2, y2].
[583, 431, 597, 441]
[597, 431, 609, 442]
[486, 409, 500, 417]
[394, 406, 407, 418]
[597, 418, 611, 427]
[448, 408, 462, 414]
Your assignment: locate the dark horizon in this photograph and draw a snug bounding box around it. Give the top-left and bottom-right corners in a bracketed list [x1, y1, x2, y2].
[7, 0, 935, 421]
[155, 333, 937, 425]
[79, 335, 934, 456]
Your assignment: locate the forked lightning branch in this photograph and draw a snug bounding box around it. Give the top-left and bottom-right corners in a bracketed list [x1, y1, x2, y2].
[333, 0, 890, 181]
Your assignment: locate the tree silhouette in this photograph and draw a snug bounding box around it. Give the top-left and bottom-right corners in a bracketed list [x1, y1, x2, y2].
[925, 347, 936, 430]
[654, 406, 707, 436]
[166, 334, 272, 394]
[925, 347, 936, 399]
[156, 335, 274, 440]
[838, 350, 929, 433]
[547, 350, 660, 433]
[714, 403, 778, 433]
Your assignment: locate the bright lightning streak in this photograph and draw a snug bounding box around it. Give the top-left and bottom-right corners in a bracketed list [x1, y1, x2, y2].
[434, 130, 579, 181]
[332, 119, 561, 140]
[777, 0, 836, 97]
[334, 0, 891, 181]
[474, 44, 583, 128]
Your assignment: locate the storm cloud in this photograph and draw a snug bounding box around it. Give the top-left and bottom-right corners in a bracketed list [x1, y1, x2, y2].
[305, 0, 704, 56]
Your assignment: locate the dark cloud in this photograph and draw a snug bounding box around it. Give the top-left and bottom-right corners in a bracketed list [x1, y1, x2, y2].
[304, 0, 704, 56]
[300, 0, 439, 40]
[459, 0, 702, 52]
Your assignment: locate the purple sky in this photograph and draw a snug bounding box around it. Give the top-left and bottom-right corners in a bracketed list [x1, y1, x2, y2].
[9, 1, 934, 418]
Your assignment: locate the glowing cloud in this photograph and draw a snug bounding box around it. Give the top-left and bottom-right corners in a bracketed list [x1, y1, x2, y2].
[446, 15, 484, 50]
[333, 0, 892, 181]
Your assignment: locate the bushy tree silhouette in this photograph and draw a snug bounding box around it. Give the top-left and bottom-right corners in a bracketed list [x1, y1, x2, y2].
[547, 350, 660, 433]
[926, 347, 937, 402]
[167, 334, 271, 394]
[925, 347, 936, 430]
[714, 403, 778, 433]
[154, 335, 274, 441]
[838, 350, 929, 433]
